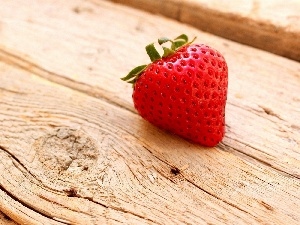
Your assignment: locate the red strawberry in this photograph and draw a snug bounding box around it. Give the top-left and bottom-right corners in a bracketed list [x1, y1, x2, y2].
[122, 34, 228, 147]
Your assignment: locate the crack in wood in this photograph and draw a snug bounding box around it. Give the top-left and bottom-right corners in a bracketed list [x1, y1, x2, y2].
[0, 146, 80, 223]
[228, 101, 286, 123]
[183, 178, 257, 219]
[220, 139, 300, 179]
[258, 105, 283, 121]
[0, 146, 44, 187]
[81, 197, 161, 225]
[109, 205, 161, 225]
[36, 193, 99, 219]
[0, 87, 28, 95]
[0, 145, 64, 195]
[0, 185, 68, 224]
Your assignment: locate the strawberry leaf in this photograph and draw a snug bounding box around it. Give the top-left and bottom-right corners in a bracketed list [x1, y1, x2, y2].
[175, 34, 188, 42]
[121, 64, 147, 82]
[146, 43, 161, 62]
[162, 47, 175, 58]
[158, 37, 172, 45]
[171, 34, 189, 50]
[173, 39, 187, 48]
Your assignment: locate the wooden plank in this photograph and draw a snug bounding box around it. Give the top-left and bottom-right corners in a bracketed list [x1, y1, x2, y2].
[0, 0, 299, 177]
[0, 0, 299, 224]
[0, 62, 300, 224]
[109, 0, 300, 61]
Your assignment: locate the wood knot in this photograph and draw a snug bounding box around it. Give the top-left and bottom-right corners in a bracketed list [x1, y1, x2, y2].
[33, 127, 99, 179]
[170, 167, 180, 175]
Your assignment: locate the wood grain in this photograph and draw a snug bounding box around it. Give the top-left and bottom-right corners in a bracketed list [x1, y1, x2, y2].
[109, 0, 300, 61]
[0, 211, 18, 225]
[0, 0, 300, 224]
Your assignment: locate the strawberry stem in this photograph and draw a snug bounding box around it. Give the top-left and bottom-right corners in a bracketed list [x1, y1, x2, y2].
[121, 34, 196, 87]
[162, 47, 175, 57]
[158, 34, 196, 57]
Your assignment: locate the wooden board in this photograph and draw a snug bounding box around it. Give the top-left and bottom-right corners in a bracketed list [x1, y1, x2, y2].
[0, 0, 300, 224]
[109, 0, 300, 61]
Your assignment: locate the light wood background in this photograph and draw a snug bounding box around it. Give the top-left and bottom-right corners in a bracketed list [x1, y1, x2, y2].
[0, 0, 300, 224]
[109, 0, 300, 61]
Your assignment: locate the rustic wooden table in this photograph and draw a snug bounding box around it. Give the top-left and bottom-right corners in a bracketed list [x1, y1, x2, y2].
[0, 0, 299, 224]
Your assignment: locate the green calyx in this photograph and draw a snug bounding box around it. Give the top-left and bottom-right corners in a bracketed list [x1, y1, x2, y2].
[121, 34, 196, 86]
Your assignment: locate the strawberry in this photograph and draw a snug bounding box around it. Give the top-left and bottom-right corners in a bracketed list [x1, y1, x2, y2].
[122, 34, 228, 147]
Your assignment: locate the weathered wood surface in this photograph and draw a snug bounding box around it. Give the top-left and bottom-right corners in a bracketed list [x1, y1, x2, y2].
[109, 0, 300, 61]
[0, 0, 300, 224]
